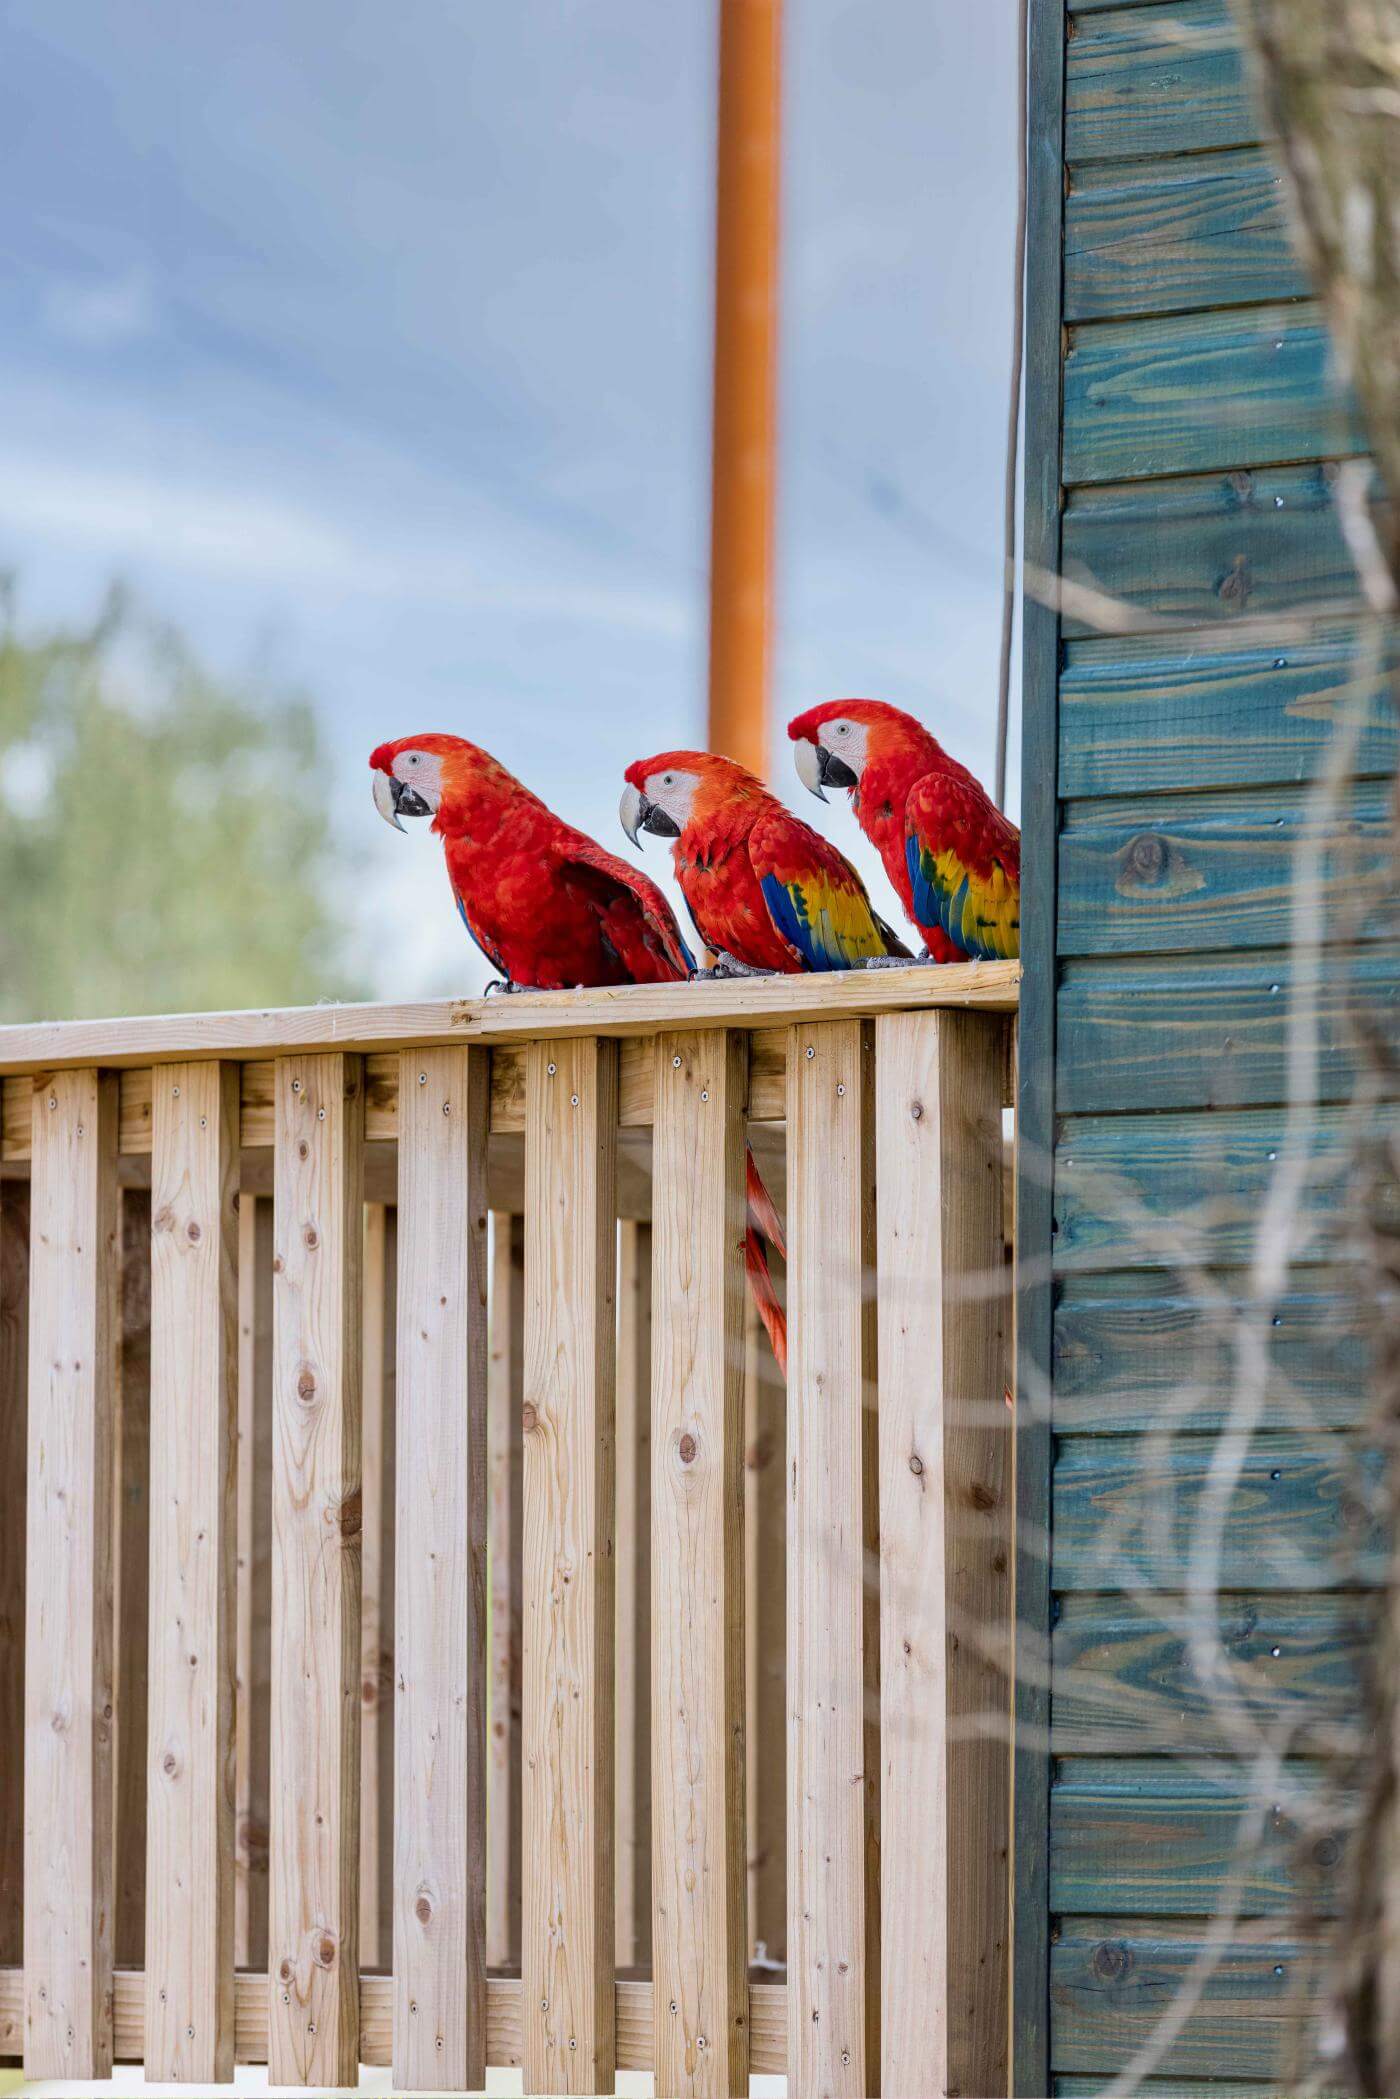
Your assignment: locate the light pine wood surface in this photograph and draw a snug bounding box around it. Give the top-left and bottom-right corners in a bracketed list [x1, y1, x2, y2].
[649, 1032, 749, 2097]
[23, 1069, 121, 2081]
[267, 1055, 364, 2086]
[391, 1048, 490, 2089]
[144, 1063, 240, 2081]
[522, 1037, 618, 2095]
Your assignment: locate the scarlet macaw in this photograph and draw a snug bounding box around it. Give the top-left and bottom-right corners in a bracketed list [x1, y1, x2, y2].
[619, 748, 909, 974]
[370, 731, 787, 1368]
[787, 699, 1019, 962]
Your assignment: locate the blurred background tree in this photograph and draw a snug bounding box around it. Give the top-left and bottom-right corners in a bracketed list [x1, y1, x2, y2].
[0, 580, 368, 1021]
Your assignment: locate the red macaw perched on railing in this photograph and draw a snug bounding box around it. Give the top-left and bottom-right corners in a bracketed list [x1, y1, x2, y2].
[787, 699, 1020, 962]
[619, 748, 910, 976]
[370, 731, 787, 1370]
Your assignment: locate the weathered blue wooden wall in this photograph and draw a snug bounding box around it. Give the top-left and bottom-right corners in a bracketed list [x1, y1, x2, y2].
[1017, 1, 1394, 2089]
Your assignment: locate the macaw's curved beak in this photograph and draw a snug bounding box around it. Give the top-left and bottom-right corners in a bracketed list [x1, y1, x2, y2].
[801, 740, 859, 797]
[373, 770, 431, 832]
[619, 783, 681, 846]
[793, 737, 827, 802]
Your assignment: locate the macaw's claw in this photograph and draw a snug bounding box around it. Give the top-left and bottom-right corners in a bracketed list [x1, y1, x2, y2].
[864, 951, 933, 969]
[700, 952, 779, 981]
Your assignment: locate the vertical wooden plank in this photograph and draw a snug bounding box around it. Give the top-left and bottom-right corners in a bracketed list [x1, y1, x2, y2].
[114, 1190, 151, 1971]
[615, 1217, 651, 1973]
[145, 1061, 240, 2081]
[392, 1047, 490, 2090]
[522, 1036, 618, 2096]
[360, 1201, 391, 1971]
[487, 1212, 524, 1972]
[744, 1281, 786, 1971]
[876, 1011, 1010, 2099]
[650, 1032, 748, 2097]
[786, 1021, 878, 2098]
[1017, 1, 1066, 2089]
[23, 1067, 120, 2082]
[0, 1182, 28, 1971]
[235, 1194, 274, 1969]
[268, 1054, 363, 2087]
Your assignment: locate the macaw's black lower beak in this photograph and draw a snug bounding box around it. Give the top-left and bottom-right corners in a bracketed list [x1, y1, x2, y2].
[622, 785, 680, 844]
[818, 743, 858, 791]
[373, 770, 433, 831]
[641, 797, 680, 839]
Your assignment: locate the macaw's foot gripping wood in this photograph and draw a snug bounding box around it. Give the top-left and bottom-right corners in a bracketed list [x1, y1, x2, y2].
[267, 1054, 364, 2087]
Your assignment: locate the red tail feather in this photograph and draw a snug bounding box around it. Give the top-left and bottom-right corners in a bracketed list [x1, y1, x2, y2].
[744, 1227, 788, 1379]
[744, 1145, 787, 1376]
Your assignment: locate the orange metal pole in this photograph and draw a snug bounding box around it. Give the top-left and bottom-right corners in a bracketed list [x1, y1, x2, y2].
[706, 0, 782, 779]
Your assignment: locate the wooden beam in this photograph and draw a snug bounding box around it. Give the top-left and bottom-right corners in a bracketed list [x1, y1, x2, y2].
[0, 1965, 790, 2075]
[393, 1048, 490, 2089]
[615, 1218, 652, 1974]
[0, 1181, 28, 1971]
[876, 1011, 1011, 2097]
[145, 1062, 240, 2081]
[235, 1194, 274, 1970]
[487, 1214, 524, 1971]
[785, 1022, 878, 2096]
[522, 1038, 618, 2095]
[268, 1055, 364, 2086]
[0, 963, 1020, 1076]
[650, 1033, 748, 2096]
[23, 1068, 120, 2081]
[707, 0, 782, 778]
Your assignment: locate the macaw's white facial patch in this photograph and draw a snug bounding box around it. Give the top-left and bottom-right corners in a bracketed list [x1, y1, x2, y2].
[817, 718, 870, 778]
[644, 767, 701, 830]
[393, 747, 445, 812]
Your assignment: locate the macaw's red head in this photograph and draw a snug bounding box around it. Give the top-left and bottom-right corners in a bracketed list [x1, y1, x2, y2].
[786, 698, 940, 801]
[369, 731, 509, 834]
[618, 748, 765, 849]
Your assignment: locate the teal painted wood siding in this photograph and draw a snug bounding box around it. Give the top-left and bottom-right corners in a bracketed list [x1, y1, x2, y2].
[1020, 0, 1395, 2086]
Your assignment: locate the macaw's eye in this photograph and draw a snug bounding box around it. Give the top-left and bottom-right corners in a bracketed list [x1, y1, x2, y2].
[408, 753, 419, 764]
[835, 724, 848, 736]
[664, 773, 674, 785]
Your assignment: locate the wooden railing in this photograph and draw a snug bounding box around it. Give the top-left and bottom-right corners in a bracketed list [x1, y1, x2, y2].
[0, 963, 1018, 2096]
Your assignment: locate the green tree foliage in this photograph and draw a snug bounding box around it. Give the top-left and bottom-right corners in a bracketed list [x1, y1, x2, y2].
[0, 583, 368, 1021]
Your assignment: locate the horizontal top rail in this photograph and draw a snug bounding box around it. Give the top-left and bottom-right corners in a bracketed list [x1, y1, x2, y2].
[0, 960, 1019, 1074]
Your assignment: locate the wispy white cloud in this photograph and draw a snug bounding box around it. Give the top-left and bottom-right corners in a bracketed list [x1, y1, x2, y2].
[40, 271, 157, 347]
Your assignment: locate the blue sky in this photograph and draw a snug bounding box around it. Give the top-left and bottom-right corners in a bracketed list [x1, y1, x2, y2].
[0, 0, 1018, 998]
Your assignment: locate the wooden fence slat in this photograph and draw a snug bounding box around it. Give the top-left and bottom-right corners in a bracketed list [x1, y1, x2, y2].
[393, 1047, 490, 2088]
[875, 1011, 1010, 2098]
[615, 1217, 652, 1973]
[522, 1036, 618, 2095]
[144, 1062, 240, 2080]
[0, 1183, 28, 1971]
[23, 1067, 120, 2081]
[360, 1201, 395, 1971]
[235, 1195, 274, 1968]
[786, 1020, 878, 2097]
[744, 1283, 786, 1969]
[650, 1033, 748, 2096]
[268, 1054, 364, 2086]
[115, 1191, 151, 1971]
[487, 1212, 524, 1970]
